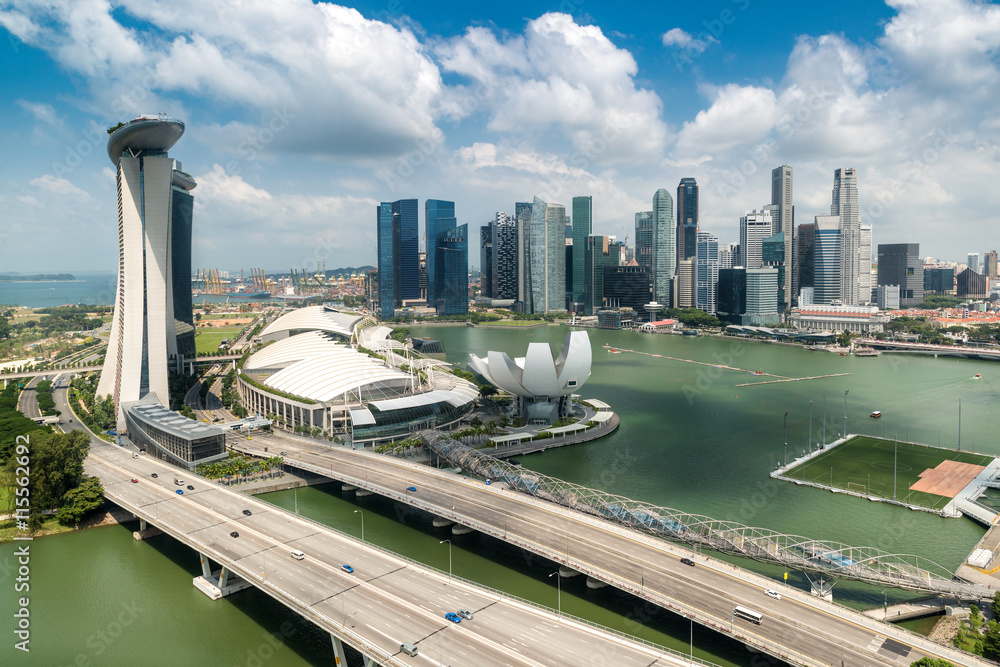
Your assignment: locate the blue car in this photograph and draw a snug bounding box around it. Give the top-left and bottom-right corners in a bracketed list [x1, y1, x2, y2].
[341, 564, 354, 574]
[407, 486, 416, 492]
[175, 489, 184, 495]
[444, 612, 461, 624]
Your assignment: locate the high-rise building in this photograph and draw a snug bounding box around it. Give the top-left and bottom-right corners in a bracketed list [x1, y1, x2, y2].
[676, 178, 698, 264]
[480, 212, 518, 301]
[877, 243, 923, 307]
[859, 224, 873, 304]
[98, 116, 197, 428]
[746, 268, 779, 324]
[739, 210, 773, 269]
[376, 198, 419, 316]
[425, 199, 456, 305]
[770, 165, 794, 309]
[813, 215, 841, 305]
[652, 189, 675, 305]
[515, 202, 533, 311]
[986, 250, 998, 280]
[434, 223, 469, 315]
[924, 267, 955, 293]
[761, 232, 786, 311]
[796, 222, 816, 298]
[570, 196, 593, 310]
[717, 268, 746, 323]
[967, 252, 981, 274]
[583, 235, 622, 315]
[528, 197, 567, 313]
[602, 265, 651, 312]
[957, 268, 988, 298]
[831, 167, 860, 305]
[675, 259, 695, 308]
[634, 211, 653, 270]
[718, 242, 737, 270]
[695, 231, 719, 314]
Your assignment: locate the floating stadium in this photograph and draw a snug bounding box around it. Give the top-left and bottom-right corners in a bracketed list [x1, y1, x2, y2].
[236, 305, 478, 443]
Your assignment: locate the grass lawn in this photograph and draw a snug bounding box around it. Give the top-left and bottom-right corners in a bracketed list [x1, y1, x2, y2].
[194, 325, 243, 354]
[783, 435, 994, 510]
[486, 320, 546, 327]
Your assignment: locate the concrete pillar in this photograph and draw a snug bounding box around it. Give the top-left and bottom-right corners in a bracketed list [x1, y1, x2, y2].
[219, 567, 230, 589]
[139, 519, 147, 531]
[362, 656, 380, 667]
[200, 553, 212, 579]
[331, 635, 348, 666]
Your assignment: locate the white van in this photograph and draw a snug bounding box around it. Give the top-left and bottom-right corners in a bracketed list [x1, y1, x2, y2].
[400, 642, 418, 656]
[290, 550, 305, 560]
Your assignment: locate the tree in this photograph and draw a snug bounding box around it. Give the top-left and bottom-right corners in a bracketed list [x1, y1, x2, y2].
[984, 620, 1000, 660]
[910, 659, 954, 667]
[55, 476, 105, 525]
[990, 591, 1000, 619]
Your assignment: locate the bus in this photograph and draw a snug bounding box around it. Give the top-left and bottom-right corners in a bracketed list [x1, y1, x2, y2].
[733, 605, 763, 625]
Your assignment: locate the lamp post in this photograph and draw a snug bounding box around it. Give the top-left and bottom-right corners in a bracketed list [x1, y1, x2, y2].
[354, 509, 364, 542]
[958, 398, 962, 451]
[808, 400, 813, 454]
[783, 411, 789, 467]
[893, 434, 897, 501]
[549, 570, 561, 613]
[440, 539, 452, 579]
[843, 389, 849, 439]
[822, 396, 827, 445]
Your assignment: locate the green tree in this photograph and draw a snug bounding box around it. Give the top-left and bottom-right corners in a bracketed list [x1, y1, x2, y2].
[55, 476, 105, 525]
[990, 591, 1000, 619]
[984, 620, 1000, 660]
[3, 430, 91, 529]
[910, 658, 954, 667]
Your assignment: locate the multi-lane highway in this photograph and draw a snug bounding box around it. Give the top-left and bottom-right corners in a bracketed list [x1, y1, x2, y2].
[53, 385, 711, 666]
[233, 432, 989, 667]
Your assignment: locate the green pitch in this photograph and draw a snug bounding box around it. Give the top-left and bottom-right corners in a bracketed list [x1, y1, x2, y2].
[782, 436, 994, 511]
[194, 326, 243, 355]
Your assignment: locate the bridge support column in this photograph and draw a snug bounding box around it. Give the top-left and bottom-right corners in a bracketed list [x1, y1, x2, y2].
[362, 656, 380, 666]
[200, 553, 213, 579]
[331, 635, 348, 666]
[139, 519, 147, 531]
[804, 572, 837, 601]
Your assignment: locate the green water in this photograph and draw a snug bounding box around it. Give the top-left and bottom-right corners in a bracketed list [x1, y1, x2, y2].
[3, 325, 996, 665]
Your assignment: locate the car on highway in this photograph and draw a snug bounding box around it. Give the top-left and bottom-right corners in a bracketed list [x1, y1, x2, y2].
[764, 589, 781, 600]
[457, 609, 473, 620]
[341, 564, 354, 574]
[151, 473, 158, 478]
[444, 612, 461, 624]
[406, 486, 416, 492]
[680, 557, 695, 567]
[186, 485, 194, 490]
[280, 451, 287, 456]
[242, 509, 252, 516]
[130, 478, 138, 483]
[230, 531, 239, 538]
[175, 489, 184, 495]
[485, 479, 491, 485]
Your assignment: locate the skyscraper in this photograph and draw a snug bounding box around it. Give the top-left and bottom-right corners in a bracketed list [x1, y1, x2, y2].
[967, 252, 981, 274]
[739, 210, 773, 269]
[696, 231, 719, 314]
[528, 197, 567, 313]
[796, 222, 816, 300]
[652, 189, 675, 306]
[571, 196, 593, 310]
[634, 211, 653, 270]
[425, 199, 456, 305]
[813, 215, 841, 305]
[676, 178, 699, 264]
[515, 202, 533, 311]
[434, 223, 469, 315]
[480, 225, 493, 298]
[859, 224, 873, 304]
[986, 250, 998, 280]
[98, 116, 197, 428]
[770, 165, 794, 309]
[831, 167, 860, 305]
[376, 198, 419, 317]
[583, 235, 621, 315]
[675, 259, 695, 308]
[877, 243, 924, 307]
[376, 203, 395, 318]
[481, 212, 518, 301]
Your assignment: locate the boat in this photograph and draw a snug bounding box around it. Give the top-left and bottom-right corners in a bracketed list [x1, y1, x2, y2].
[854, 347, 880, 357]
[608, 348, 622, 354]
[682, 329, 700, 336]
[870, 411, 882, 418]
[750, 370, 764, 376]
[975, 373, 983, 379]
[839, 352, 848, 356]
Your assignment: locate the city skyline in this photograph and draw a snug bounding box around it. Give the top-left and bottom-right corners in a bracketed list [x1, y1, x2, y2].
[2, 1, 1000, 273]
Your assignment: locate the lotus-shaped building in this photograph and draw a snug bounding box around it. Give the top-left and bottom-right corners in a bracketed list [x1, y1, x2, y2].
[468, 331, 592, 423]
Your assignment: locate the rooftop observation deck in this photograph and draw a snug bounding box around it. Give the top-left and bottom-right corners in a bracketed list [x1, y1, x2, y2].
[107, 115, 185, 165]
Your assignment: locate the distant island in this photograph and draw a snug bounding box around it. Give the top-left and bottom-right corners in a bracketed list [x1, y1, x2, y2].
[0, 273, 78, 282]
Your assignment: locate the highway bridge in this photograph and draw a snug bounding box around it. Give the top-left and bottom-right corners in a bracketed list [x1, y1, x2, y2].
[53, 389, 710, 666]
[230, 432, 990, 667]
[0, 355, 239, 382]
[857, 338, 1000, 360]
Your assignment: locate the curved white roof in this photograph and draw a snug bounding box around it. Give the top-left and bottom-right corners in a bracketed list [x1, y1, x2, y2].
[468, 331, 592, 398]
[260, 306, 363, 340]
[245, 331, 332, 369]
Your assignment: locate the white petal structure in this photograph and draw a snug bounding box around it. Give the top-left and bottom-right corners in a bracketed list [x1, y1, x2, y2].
[468, 331, 591, 423]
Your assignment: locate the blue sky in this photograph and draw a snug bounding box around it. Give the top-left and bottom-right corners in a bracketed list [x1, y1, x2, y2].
[1, 0, 999, 274]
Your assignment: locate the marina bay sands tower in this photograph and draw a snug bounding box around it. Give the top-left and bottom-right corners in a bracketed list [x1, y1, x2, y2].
[98, 116, 197, 428]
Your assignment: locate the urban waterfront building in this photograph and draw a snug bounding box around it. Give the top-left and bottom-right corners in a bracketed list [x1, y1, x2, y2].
[602, 265, 651, 312]
[986, 250, 999, 280]
[695, 230, 719, 314]
[433, 223, 469, 315]
[812, 215, 842, 306]
[652, 189, 675, 306]
[634, 211, 653, 271]
[770, 165, 794, 309]
[957, 268, 989, 298]
[528, 197, 567, 313]
[676, 178, 699, 264]
[515, 202, 533, 311]
[967, 252, 981, 275]
[570, 196, 593, 310]
[583, 235, 622, 315]
[480, 225, 493, 299]
[797, 222, 815, 300]
[746, 267, 780, 325]
[123, 395, 226, 469]
[924, 267, 955, 294]
[675, 259, 695, 308]
[375, 198, 419, 317]
[762, 232, 786, 311]
[739, 210, 773, 269]
[425, 200, 456, 306]
[718, 242, 738, 270]
[716, 268, 746, 324]
[831, 167, 861, 305]
[790, 304, 888, 334]
[98, 116, 197, 429]
[877, 243, 923, 307]
[480, 212, 518, 302]
[877, 284, 900, 310]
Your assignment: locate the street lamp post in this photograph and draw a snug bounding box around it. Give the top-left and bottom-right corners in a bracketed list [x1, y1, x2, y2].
[893, 435, 898, 501]
[783, 411, 789, 467]
[958, 398, 962, 451]
[440, 539, 452, 579]
[843, 390, 849, 439]
[808, 400, 813, 454]
[354, 509, 364, 542]
[549, 570, 561, 613]
[822, 396, 827, 445]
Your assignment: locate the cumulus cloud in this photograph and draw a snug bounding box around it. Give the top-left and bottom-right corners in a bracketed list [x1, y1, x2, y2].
[29, 174, 90, 198]
[16, 99, 60, 125]
[661, 27, 716, 54]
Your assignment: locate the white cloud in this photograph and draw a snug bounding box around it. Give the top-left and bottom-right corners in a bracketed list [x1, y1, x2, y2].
[28, 174, 90, 198]
[675, 84, 778, 157]
[16, 99, 60, 125]
[661, 27, 715, 54]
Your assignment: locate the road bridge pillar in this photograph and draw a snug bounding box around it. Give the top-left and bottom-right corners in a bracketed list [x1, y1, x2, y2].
[218, 567, 230, 589]
[200, 553, 213, 579]
[361, 656, 380, 666]
[330, 635, 348, 665]
[139, 519, 147, 531]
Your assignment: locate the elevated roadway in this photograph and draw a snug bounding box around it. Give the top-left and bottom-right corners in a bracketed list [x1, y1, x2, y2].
[53, 389, 708, 666]
[232, 433, 990, 667]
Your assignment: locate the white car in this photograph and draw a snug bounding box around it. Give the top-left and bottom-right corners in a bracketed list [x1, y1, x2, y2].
[764, 589, 781, 600]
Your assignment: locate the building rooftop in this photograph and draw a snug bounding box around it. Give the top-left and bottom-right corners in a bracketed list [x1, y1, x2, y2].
[107, 116, 185, 165]
[126, 400, 226, 441]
